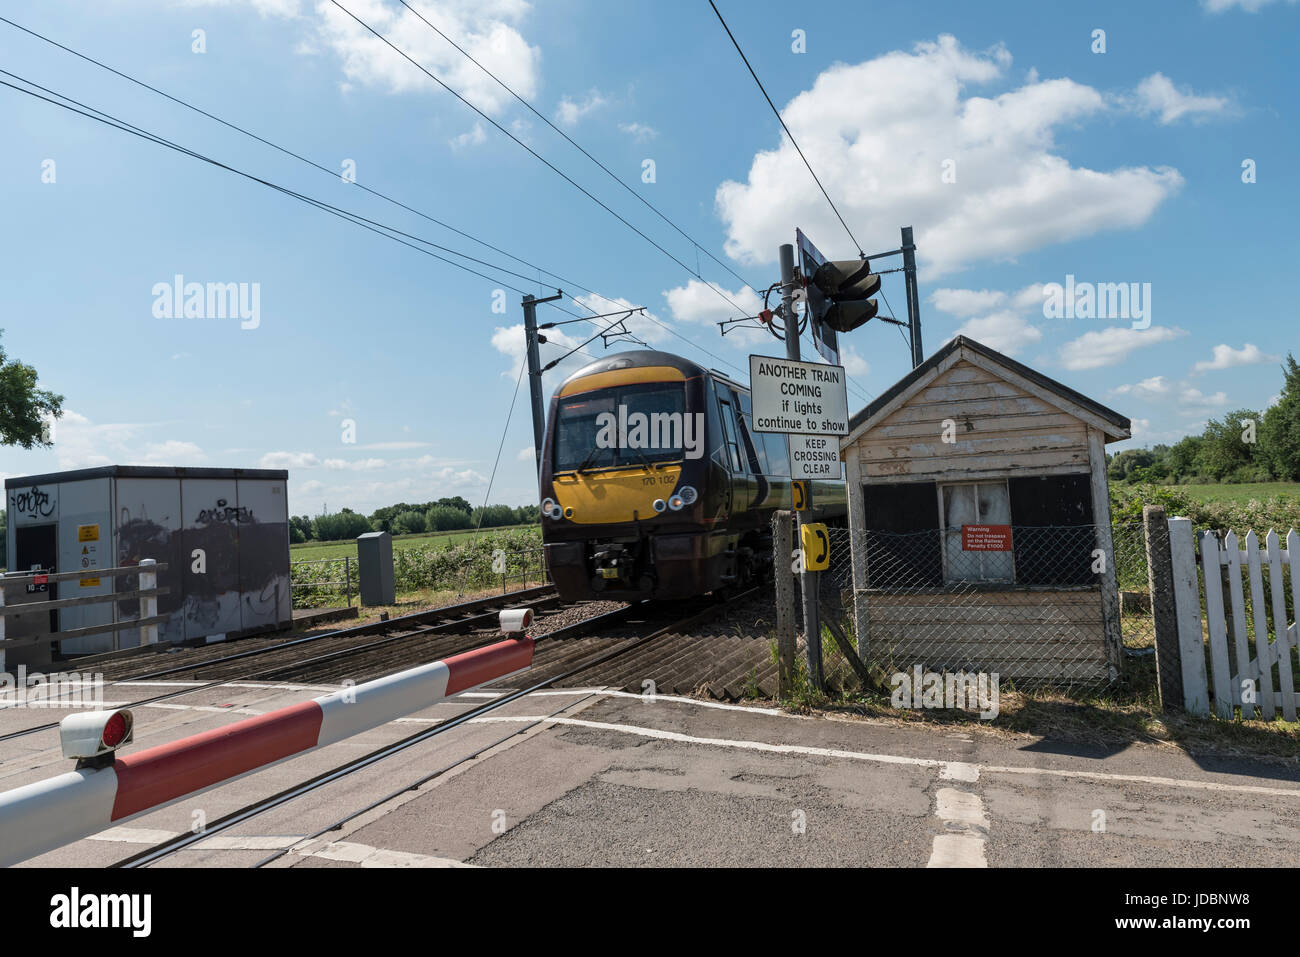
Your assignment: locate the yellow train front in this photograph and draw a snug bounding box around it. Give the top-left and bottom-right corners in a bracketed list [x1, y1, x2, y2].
[539, 350, 846, 602]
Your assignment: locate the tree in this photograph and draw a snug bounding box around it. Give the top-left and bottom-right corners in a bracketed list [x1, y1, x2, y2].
[1165, 435, 1202, 481]
[426, 505, 472, 531]
[1196, 409, 1262, 481]
[312, 509, 372, 542]
[290, 515, 315, 542]
[0, 334, 63, 448]
[1260, 353, 1300, 481]
[391, 509, 428, 535]
[435, 496, 473, 515]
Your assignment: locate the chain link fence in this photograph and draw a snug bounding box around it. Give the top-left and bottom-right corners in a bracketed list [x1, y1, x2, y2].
[812, 522, 1157, 695]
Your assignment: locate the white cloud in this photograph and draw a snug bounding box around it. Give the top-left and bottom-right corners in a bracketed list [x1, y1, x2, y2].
[1058, 326, 1186, 370]
[714, 35, 1185, 278]
[1179, 385, 1231, 412]
[140, 440, 206, 465]
[1192, 342, 1281, 373]
[951, 310, 1043, 355]
[618, 121, 658, 142]
[489, 293, 671, 399]
[662, 279, 766, 344]
[180, 0, 304, 17]
[41, 411, 208, 470]
[929, 288, 1006, 316]
[1202, 0, 1296, 11]
[556, 89, 610, 126]
[313, 0, 540, 116]
[517, 445, 535, 461]
[260, 450, 321, 469]
[358, 440, 429, 450]
[1131, 73, 1230, 125]
[322, 457, 387, 471]
[840, 343, 870, 377]
[1112, 375, 1172, 398]
[450, 121, 488, 149]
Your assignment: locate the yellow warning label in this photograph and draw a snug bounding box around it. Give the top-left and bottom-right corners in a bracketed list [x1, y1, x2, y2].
[80, 577, 100, 588]
[78, 524, 100, 543]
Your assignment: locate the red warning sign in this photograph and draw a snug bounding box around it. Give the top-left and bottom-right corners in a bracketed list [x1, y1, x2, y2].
[961, 524, 1012, 551]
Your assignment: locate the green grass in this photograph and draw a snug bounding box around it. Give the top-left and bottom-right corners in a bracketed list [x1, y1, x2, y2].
[1165, 482, 1300, 504]
[290, 523, 539, 561]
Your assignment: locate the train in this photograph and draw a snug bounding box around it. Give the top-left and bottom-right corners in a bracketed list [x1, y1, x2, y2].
[539, 349, 847, 602]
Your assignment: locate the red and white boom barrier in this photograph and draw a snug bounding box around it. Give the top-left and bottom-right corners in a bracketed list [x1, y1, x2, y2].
[0, 630, 534, 866]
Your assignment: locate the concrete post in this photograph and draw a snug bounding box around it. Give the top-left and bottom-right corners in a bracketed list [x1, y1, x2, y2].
[139, 559, 159, 646]
[1143, 506, 1182, 712]
[773, 511, 796, 697]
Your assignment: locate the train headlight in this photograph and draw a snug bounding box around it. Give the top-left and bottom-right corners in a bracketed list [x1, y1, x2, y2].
[668, 495, 685, 511]
[677, 486, 698, 505]
[542, 497, 556, 516]
[652, 498, 667, 513]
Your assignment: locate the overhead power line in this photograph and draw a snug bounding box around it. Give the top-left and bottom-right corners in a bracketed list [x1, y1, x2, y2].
[393, 0, 758, 297]
[0, 71, 584, 311]
[328, 0, 755, 322]
[707, 0, 865, 259]
[0, 15, 637, 332]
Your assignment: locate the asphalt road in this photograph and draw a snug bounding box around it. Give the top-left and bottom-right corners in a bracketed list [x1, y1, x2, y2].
[5, 676, 1297, 868]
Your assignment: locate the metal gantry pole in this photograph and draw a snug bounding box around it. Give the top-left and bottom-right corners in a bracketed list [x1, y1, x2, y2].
[522, 290, 564, 473]
[522, 295, 546, 472]
[901, 225, 923, 369]
[779, 243, 823, 692]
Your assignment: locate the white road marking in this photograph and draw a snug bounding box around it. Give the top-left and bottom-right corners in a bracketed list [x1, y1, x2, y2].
[927, 789, 990, 868]
[472, 714, 1300, 799]
[296, 840, 468, 868]
[928, 834, 987, 867]
[934, 788, 988, 828]
[88, 826, 461, 865]
[979, 763, 1300, 799]
[939, 762, 980, 783]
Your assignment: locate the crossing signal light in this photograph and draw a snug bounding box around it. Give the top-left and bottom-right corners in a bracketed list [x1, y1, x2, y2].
[811, 259, 881, 333]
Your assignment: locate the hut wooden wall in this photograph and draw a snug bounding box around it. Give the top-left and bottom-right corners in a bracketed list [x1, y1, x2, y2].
[853, 360, 1091, 483]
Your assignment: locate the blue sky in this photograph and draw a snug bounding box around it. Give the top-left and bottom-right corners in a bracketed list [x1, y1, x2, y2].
[1, 0, 1295, 514]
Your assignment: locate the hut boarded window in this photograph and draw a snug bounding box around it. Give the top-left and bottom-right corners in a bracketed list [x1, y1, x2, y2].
[863, 481, 942, 587]
[940, 481, 1013, 583]
[863, 475, 1097, 589]
[1008, 474, 1095, 586]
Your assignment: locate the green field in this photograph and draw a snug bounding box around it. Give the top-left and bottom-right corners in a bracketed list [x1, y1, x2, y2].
[1164, 482, 1300, 504]
[290, 524, 538, 562]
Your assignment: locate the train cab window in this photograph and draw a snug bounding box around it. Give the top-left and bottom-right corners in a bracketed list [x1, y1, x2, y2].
[736, 392, 769, 474]
[553, 381, 688, 472]
[717, 396, 743, 472]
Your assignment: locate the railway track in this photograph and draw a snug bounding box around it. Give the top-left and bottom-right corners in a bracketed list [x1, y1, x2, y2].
[0, 585, 567, 745]
[111, 590, 757, 868]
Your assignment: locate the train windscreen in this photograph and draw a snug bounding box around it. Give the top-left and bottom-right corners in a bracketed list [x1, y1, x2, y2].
[553, 381, 689, 472]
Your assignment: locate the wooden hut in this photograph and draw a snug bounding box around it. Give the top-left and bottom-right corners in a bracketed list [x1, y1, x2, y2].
[838, 336, 1131, 684]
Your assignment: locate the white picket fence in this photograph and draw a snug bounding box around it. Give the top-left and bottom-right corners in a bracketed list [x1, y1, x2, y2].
[1173, 522, 1300, 721]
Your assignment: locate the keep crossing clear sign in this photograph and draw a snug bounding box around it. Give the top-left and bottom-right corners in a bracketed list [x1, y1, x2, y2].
[748, 355, 849, 436]
[788, 434, 840, 479]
